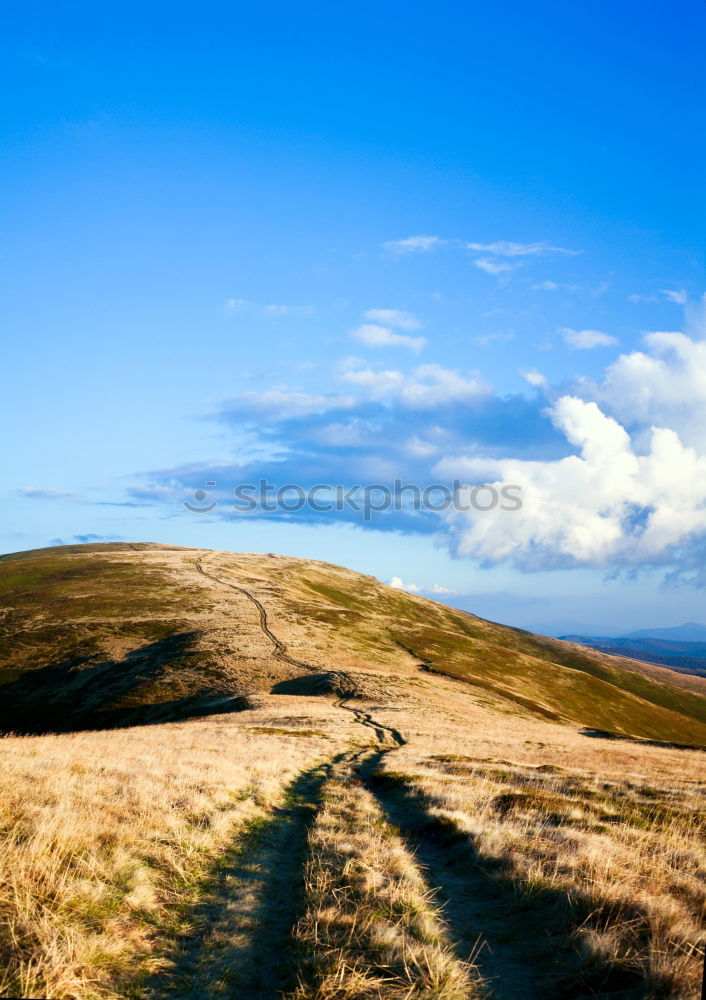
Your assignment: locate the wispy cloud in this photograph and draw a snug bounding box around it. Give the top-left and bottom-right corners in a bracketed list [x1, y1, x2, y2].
[473, 258, 514, 275]
[561, 327, 618, 350]
[627, 289, 687, 306]
[225, 298, 315, 317]
[472, 331, 515, 346]
[219, 387, 357, 421]
[662, 289, 688, 305]
[16, 487, 77, 500]
[363, 308, 421, 331]
[384, 235, 581, 275]
[465, 240, 579, 258]
[382, 235, 445, 254]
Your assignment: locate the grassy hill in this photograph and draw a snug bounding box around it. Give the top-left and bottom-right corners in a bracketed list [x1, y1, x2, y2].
[1, 543, 705, 999]
[1, 542, 705, 745]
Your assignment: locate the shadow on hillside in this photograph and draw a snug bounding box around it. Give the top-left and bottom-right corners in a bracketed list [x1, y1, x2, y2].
[580, 727, 705, 753]
[272, 672, 345, 697]
[360, 755, 673, 1000]
[0, 632, 249, 734]
[141, 759, 335, 1000]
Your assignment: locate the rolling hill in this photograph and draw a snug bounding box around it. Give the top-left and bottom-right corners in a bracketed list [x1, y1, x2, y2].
[1, 542, 705, 745]
[1, 543, 706, 998]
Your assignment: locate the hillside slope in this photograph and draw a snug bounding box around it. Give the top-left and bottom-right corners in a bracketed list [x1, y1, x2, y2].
[1, 542, 706, 744]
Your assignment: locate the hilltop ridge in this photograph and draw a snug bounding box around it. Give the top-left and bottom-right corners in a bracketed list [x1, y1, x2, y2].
[1, 542, 705, 744]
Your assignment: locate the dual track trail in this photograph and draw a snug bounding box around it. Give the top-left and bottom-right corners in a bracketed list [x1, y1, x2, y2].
[186, 556, 493, 998]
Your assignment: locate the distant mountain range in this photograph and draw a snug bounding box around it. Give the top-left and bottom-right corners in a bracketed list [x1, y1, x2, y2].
[561, 623, 706, 678]
[624, 622, 706, 642]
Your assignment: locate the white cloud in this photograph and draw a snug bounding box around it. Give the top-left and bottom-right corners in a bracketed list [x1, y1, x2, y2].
[531, 280, 560, 291]
[562, 327, 618, 350]
[473, 258, 514, 275]
[220, 362, 490, 425]
[403, 436, 440, 457]
[16, 487, 77, 500]
[382, 235, 444, 254]
[226, 298, 315, 317]
[627, 289, 687, 306]
[467, 241, 580, 277]
[339, 363, 490, 409]
[382, 236, 580, 274]
[388, 577, 455, 595]
[465, 241, 579, 258]
[433, 317, 706, 575]
[352, 323, 426, 353]
[592, 330, 706, 448]
[363, 308, 421, 331]
[521, 369, 549, 390]
[220, 388, 356, 421]
[661, 289, 688, 305]
[438, 395, 706, 570]
[389, 576, 422, 592]
[472, 331, 515, 346]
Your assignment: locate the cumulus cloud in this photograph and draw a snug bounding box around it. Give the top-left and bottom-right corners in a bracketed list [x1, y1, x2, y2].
[435, 318, 706, 577]
[438, 395, 706, 571]
[389, 576, 422, 592]
[562, 327, 618, 349]
[522, 369, 549, 390]
[130, 296, 706, 583]
[352, 323, 426, 353]
[591, 330, 706, 449]
[226, 298, 315, 317]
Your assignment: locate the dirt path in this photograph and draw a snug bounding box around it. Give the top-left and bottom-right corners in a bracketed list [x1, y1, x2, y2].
[195, 555, 406, 749]
[195, 557, 314, 673]
[145, 761, 335, 1000]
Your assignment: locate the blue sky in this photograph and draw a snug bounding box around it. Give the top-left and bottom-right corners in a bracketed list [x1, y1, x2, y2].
[3, 1, 706, 633]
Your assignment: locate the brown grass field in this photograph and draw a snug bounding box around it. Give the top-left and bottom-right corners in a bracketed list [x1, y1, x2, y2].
[0, 543, 704, 998]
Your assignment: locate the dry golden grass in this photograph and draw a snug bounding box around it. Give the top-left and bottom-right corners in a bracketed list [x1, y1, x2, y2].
[0, 683, 704, 998]
[370, 696, 706, 998]
[2, 543, 706, 998]
[0, 703, 345, 1000]
[286, 753, 477, 1000]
